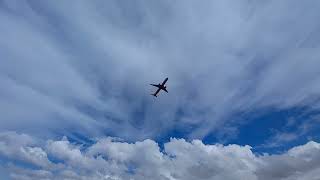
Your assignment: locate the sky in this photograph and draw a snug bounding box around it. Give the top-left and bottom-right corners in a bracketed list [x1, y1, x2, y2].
[1, 0, 320, 179]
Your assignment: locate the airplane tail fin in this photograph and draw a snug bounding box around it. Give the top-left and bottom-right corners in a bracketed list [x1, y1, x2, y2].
[151, 93, 157, 97]
[163, 87, 168, 93]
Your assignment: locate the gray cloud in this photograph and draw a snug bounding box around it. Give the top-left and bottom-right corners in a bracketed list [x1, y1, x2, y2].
[1, 131, 320, 180]
[1, 0, 320, 141]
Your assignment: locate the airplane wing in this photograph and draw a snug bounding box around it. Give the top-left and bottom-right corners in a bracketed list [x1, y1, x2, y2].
[161, 78, 168, 86]
[152, 88, 161, 97]
[150, 84, 161, 88]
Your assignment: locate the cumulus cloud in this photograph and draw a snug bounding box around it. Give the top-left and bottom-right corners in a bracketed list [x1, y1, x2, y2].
[0, 132, 51, 168]
[0, 131, 319, 180]
[1, 0, 320, 141]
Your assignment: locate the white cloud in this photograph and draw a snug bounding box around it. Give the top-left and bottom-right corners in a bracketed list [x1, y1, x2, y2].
[0, 132, 52, 168]
[256, 141, 320, 180]
[1, 0, 320, 141]
[1, 131, 320, 180]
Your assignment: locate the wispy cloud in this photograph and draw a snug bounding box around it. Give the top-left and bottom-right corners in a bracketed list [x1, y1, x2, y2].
[260, 112, 320, 148]
[1, 0, 320, 142]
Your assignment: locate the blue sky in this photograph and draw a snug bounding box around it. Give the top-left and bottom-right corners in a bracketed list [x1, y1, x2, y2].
[1, 0, 320, 179]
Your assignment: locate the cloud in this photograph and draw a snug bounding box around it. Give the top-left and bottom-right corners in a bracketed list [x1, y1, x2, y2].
[0, 132, 51, 168]
[1, 0, 320, 141]
[256, 141, 320, 180]
[2, 1, 320, 179]
[259, 113, 320, 148]
[0, 131, 319, 180]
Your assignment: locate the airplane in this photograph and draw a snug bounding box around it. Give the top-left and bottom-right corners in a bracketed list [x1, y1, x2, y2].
[150, 78, 168, 97]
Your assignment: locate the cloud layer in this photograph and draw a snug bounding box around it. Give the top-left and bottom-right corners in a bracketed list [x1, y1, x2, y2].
[0, 131, 320, 180]
[1, 0, 320, 141]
